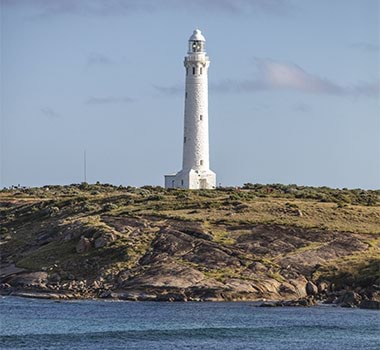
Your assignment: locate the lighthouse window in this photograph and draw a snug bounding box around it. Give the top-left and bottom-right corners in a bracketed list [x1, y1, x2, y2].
[181, 180, 184, 186]
[184, 136, 186, 143]
[192, 67, 195, 75]
[200, 160, 204, 166]
[185, 92, 188, 98]
[186, 67, 188, 76]
[200, 67, 203, 75]
[200, 115, 203, 121]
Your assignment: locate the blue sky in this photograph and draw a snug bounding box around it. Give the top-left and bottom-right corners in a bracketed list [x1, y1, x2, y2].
[1, 0, 379, 189]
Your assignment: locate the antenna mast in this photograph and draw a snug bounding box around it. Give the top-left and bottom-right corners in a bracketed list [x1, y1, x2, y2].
[84, 150, 87, 183]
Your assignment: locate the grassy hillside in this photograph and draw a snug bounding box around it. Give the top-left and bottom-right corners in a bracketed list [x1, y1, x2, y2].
[1, 183, 379, 302]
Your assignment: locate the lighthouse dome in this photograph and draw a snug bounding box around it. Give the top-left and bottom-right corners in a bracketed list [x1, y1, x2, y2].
[189, 29, 206, 42]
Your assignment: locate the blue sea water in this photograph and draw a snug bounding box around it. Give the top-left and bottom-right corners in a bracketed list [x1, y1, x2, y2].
[0, 296, 379, 350]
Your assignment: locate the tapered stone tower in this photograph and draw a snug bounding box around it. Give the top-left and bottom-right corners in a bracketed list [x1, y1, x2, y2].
[165, 29, 216, 189]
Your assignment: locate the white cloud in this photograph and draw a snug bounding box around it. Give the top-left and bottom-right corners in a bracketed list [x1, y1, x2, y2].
[157, 58, 379, 98]
[254, 58, 344, 94]
[211, 58, 379, 97]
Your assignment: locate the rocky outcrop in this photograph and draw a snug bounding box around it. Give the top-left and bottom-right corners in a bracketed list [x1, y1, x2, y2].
[94, 232, 117, 249]
[1, 189, 379, 304]
[4, 272, 48, 288]
[306, 281, 318, 296]
[76, 236, 91, 253]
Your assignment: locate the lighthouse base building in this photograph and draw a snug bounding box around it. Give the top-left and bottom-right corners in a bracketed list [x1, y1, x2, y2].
[165, 29, 216, 190]
[165, 169, 216, 190]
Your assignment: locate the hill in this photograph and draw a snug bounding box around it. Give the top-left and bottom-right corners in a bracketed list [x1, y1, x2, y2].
[1, 183, 379, 307]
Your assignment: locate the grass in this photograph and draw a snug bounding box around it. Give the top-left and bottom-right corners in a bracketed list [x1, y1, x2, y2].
[1, 183, 379, 288]
[17, 240, 78, 271]
[312, 234, 380, 288]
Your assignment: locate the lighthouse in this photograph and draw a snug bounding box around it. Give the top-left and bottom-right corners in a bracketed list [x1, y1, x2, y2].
[165, 29, 216, 189]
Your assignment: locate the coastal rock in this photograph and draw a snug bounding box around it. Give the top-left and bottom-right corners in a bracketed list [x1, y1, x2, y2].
[117, 270, 132, 285]
[339, 291, 361, 307]
[122, 261, 221, 289]
[284, 297, 316, 307]
[317, 281, 329, 293]
[289, 277, 308, 298]
[306, 281, 318, 296]
[258, 297, 316, 307]
[49, 273, 61, 283]
[1, 188, 379, 303]
[6, 272, 48, 287]
[249, 262, 267, 273]
[259, 302, 277, 307]
[94, 232, 117, 249]
[0, 283, 12, 290]
[278, 282, 297, 296]
[76, 236, 91, 253]
[0, 264, 26, 278]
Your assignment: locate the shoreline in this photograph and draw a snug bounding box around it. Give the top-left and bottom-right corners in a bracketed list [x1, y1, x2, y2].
[1, 288, 379, 309]
[2, 185, 379, 312]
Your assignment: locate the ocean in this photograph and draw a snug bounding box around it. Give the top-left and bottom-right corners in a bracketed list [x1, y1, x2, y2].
[1, 296, 379, 349]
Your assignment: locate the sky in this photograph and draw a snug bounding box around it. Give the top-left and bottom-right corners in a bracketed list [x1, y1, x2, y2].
[1, 0, 379, 189]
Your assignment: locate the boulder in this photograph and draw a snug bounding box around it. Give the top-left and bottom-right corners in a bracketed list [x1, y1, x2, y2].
[7, 272, 48, 287]
[306, 281, 318, 296]
[288, 276, 308, 298]
[282, 297, 316, 307]
[94, 232, 117, 249]
[0, 283, 11, 290]
[117, 270, 132, 286]
[0, 264, 26, 278]
[76, 236, 91, 253]
[339, 291, 362, 307]
[317, 281, 329, 293]
[49, 273, 61, 283]
[249, 262, 267, 273]
[259, 302, 277, 307]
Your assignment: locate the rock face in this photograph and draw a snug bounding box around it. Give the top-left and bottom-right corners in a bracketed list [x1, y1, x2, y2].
[5, 272, 48, 287]
[76, 236, 91, 253]
[339, 291, 362, 308]
[306, 281, 318, 296]
[0, 188, 379, 303]
[94, 232, 116, 249]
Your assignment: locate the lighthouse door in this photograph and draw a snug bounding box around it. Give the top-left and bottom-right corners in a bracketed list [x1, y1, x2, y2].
[200, 179, 207, 189]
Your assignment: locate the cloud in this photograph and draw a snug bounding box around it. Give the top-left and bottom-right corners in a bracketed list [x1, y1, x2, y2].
[86, 96, 135, 104]
[2, 0, 294, 18]
[212, 58, 379, 97]
[351, 42, 380, 53]
[157, 58, 379, 98]
[40, 107, 61, 119]
[87, 53, 113, 66]
[254, 58, 345, 94]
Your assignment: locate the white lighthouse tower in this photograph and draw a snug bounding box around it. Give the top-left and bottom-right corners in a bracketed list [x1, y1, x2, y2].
[165, 29, 216, 189]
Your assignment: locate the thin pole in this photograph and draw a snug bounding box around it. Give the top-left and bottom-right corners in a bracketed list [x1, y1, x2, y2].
[84, 150, 87, 183]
